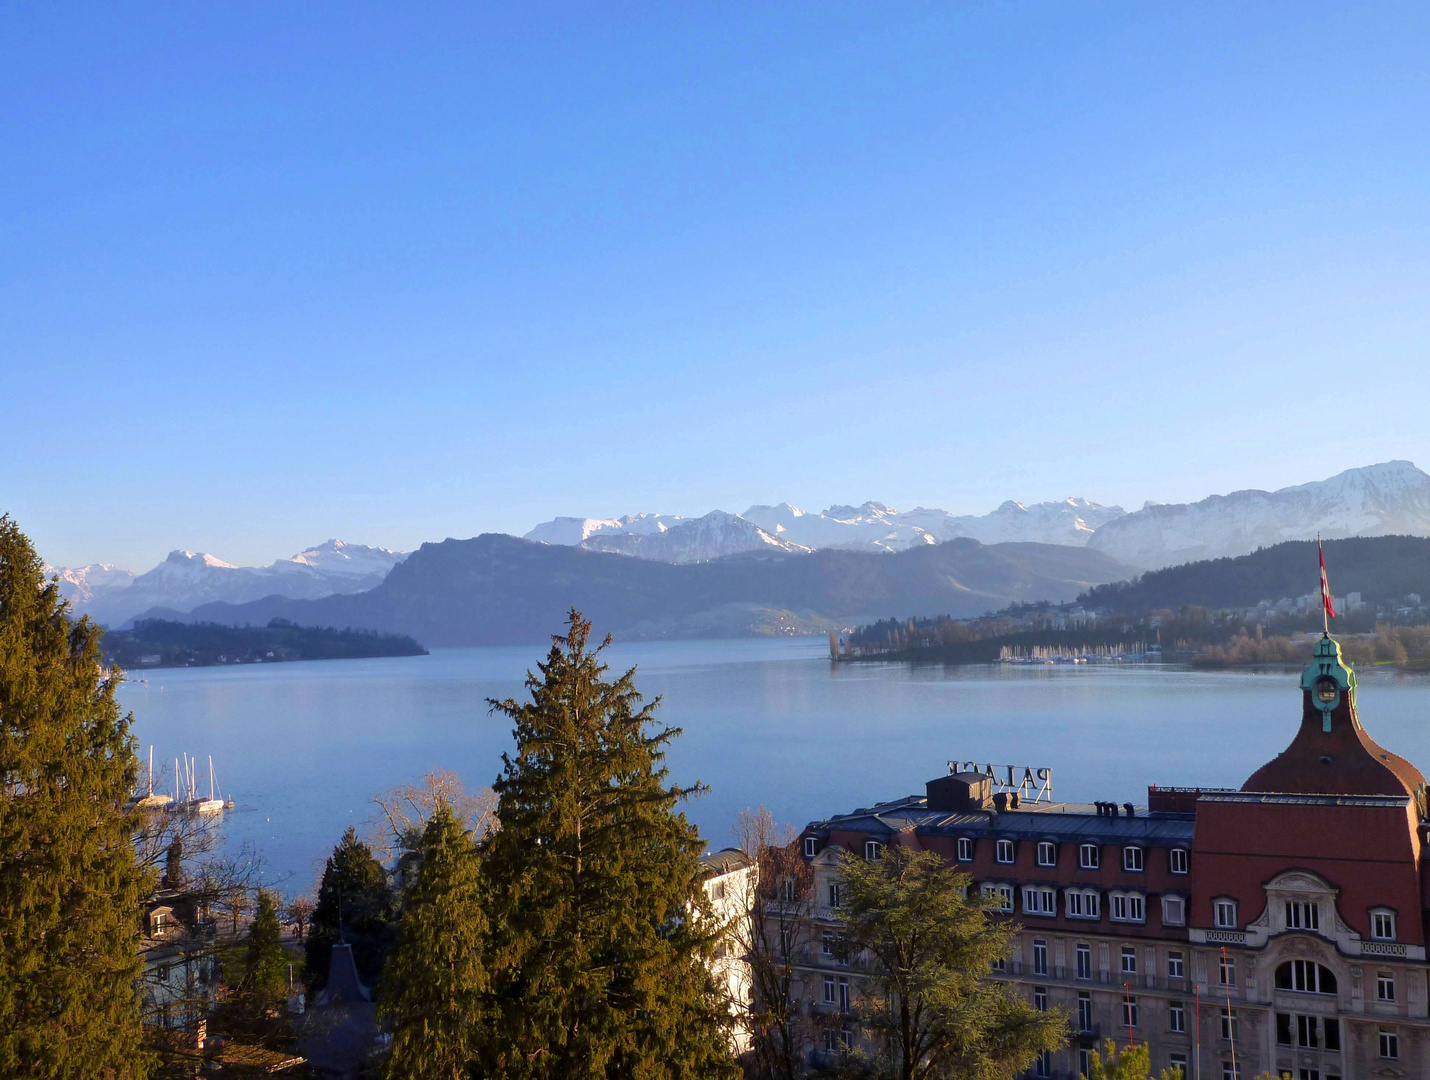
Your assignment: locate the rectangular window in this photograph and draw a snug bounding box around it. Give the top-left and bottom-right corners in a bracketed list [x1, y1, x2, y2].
[1170, 1055, 1188, 1075]
[1123, 996, 1138, 1028]
[1167, 951, 1184, 979]
[1220, 1008, 1238, 1041]
[781, 878, 797, 902]
[1123, 846, 1144, 872]
[982, 883, 1014, 913]
[1121, 947, 1137, 975]
[1214, 899, 1238, 928]
[1080, 843, 1100, 869]
[1162, 895, 1185, 926]
[1221, 1063, 1240, 1080]
[1377, 972, 1396, 1002]
[1034, 1050, 1051, 1077]
[1280, 1013, 1340, 1050]
[1285, 900, 1320, 931]
[822, 931, 834, 956]
[957, 837, 974, 861]
[1033, 940, 1048, 976]
[1169, 1001, 1185, 1033]
[990, 955, 1006, 973]
[1034, 986, 1047, 1011]
[840, 1024, 854, 1051]
[1067, 889, 1100, 919]
[778, 927, 792, 958]
[1170, 847, 1189, 873]
[1080, 1048, 1092, 1077]
[996, 839, 1015, 864]
[1036, 841, 1056, 866]
[1379, 1029, 1399, 1059]
[838, 977, 851, 1011]
[803, 836, 817, 858]
[1076, 944, 1092, 981]
[828, 883, 841, 908]
[823, 975, 836, 1004]
[1112, 893, 1146, 923]
[1372, 910, 1397, 940]
[1077, 991, 1093, 1032]
[1219, 955, 1236, 986]
[823, 1028, 838, 1053]
[864, 840, 884, 861]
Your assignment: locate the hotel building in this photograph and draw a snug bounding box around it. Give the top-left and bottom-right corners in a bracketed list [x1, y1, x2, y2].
[793, 635, 1429, 1079]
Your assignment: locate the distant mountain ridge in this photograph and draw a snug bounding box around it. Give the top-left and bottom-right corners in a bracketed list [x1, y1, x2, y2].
[1088, 461, 1430, 568]
[49, 539, 408, 627]
[526, 496, 1127, 561]
[526, 461, 1430, 569]
[151, 533, 1136, 646]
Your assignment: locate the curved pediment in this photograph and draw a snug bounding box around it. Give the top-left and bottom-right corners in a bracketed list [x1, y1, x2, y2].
[1266, 869, 1337, 894]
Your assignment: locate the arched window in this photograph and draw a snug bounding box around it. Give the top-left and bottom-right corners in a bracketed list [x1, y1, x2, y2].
[1275, 959, 1338, 995]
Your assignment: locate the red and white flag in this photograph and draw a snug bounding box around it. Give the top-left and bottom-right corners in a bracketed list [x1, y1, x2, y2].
[1319, 535, 1336, 620]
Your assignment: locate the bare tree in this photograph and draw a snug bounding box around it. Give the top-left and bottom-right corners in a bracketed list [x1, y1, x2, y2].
[284, 895, 316, 942]
[735, 807, 819, 1080]
[366, 769, 497, 864]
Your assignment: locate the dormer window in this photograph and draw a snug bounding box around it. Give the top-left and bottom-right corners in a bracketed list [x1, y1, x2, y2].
[1214, 899, 1239, 929]
[1315, 675, 1338, 705]
[804, 836, 818, 858]
[1169, 848, 1189, 875]
[956, 837, 974, 862]
[864, 840, 884, 861]
[995, 840, 1015, 864]
[1285, 900, 1320, 931]
[1036, 841, 1056, 867]
[1372, 909, 1398, 941]
[1079, 844, 1100, 870]
[1122, 846, 1144, 872]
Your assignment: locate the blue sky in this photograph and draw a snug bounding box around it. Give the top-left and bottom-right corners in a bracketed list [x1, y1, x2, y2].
[4, 3, 1429, 570]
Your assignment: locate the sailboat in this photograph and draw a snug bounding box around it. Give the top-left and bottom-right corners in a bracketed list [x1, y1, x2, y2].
[133, 746, 173, 810]
[190, 755, 226, 815]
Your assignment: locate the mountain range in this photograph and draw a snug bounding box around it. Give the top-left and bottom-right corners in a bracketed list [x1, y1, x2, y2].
[143, 534, 1136, 645]
[525, 461, 1430, 570]
[45, 460, 1430, 634]
[49, 540, 408, 627]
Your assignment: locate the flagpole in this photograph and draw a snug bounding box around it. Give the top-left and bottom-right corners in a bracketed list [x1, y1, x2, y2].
[1320, 533, 1328, 636]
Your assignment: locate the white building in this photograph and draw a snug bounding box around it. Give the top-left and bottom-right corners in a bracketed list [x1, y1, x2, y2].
[701, 847, 757, 1057]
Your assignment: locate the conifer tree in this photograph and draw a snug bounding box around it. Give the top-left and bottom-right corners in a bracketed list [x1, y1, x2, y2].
[0, 515, 152, 1078]
[163, 835, 184, 891]
[305, 825, 392, 990]
[480, 610, 736, 1079]
[243, 890, 290, 1009]
[379, 801, 488, 1080]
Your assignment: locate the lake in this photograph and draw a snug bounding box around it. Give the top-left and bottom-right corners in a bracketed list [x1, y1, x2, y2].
[117, 637, 1430, 894]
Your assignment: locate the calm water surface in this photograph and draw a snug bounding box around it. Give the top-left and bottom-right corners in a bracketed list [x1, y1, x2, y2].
[117, 638, 1430, 893]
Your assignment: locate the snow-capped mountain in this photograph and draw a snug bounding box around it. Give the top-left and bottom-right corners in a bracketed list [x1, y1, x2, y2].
[1087, 461, 1430, 569]
[523, 513, 688, 547]
[582, 511, 811, 562]
[525, 497, 1125, 561]
[48, 540, 408, 626]
[743, 498, 1126, 552]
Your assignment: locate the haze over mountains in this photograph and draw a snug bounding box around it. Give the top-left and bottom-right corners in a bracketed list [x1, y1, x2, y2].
[150, 535, 1137, 645]
[45, 460, 1430, 635]
[49, 540, 408, 627]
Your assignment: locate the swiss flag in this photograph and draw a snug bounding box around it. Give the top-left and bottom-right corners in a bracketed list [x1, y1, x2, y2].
[1319, 536, 1336, 620]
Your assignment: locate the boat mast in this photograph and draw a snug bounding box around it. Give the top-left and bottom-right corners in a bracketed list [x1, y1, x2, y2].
[209, 755, 215, 800]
